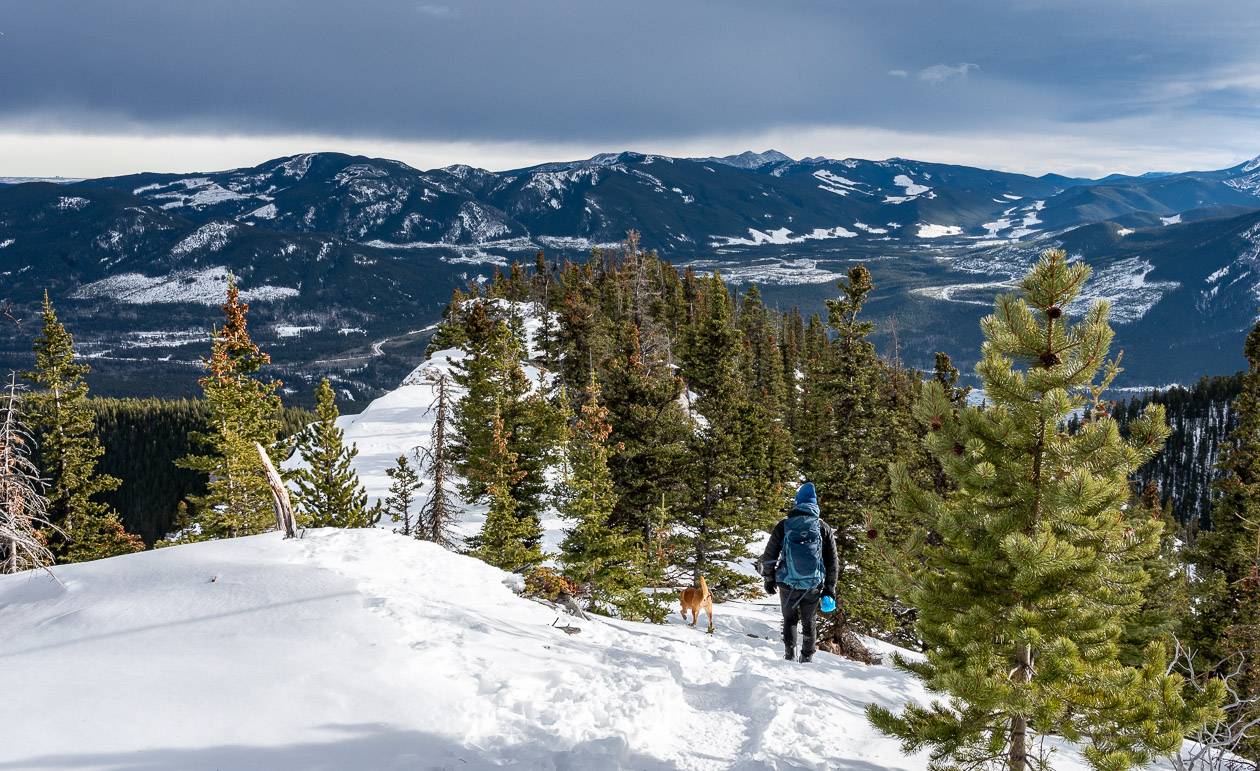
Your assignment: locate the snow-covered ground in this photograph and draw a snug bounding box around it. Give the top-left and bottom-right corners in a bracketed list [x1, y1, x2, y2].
[0, 529, 932, 771]
[71, 266, 300, 305]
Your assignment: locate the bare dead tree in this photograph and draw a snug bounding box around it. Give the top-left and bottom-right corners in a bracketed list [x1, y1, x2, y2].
[0, 374, 56, 574]
[1168, 639, 1259, 771]
[417, 370, 460, 548]
[255, 442, 298, 538]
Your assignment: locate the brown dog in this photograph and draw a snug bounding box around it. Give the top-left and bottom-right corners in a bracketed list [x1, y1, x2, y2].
[679, 575, 714, 633]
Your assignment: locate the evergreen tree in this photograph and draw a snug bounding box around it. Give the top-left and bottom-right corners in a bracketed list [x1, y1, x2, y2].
[869, 250, 1221, 771]
[738, 285, 796, 494]
[452, 302, 559, 550]
[808, 266, 901, 634]
[22, 294, 141, 561]
[384, 453, 423, 536]
[1119, 481, 1188, 666]
[418, 371, 460, 548]
[0, 375, 55, 574]
[471, 409, 542, 572]
[177, 279, 284, 539]
[601, 325, 690, 542]
[292, 379, 377, 528]
[558, 372, 655, 617]
[677, 273, 777, 596]
[933, 351, 971, 408]
[1188, 319, 1260, 666]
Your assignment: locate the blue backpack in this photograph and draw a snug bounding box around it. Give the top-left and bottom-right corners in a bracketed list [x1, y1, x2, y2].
[777, 513, 824, 590]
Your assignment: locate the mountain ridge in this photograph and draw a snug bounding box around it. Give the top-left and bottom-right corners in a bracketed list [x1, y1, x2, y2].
[2, 148, 1260, 400]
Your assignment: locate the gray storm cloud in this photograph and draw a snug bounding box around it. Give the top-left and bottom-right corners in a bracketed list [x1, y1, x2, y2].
[0, 0, 1257, 159]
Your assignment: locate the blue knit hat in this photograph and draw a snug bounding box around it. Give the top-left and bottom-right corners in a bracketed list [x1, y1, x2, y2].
[795, 482, 817, 507]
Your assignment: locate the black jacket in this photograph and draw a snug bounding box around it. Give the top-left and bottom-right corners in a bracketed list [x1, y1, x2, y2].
[760, 511, 839, 597]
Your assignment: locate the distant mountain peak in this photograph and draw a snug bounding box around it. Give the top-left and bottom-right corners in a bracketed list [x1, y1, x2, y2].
[698, 149, 794, 169]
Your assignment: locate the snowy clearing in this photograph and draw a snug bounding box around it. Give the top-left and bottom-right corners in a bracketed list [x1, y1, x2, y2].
[0, 529, 1126, 771]
[915, 223, 963, 238]
[710, 226, 858, 247]
[72, 267, 299, 305]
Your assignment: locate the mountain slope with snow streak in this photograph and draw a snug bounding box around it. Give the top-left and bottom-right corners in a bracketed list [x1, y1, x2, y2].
[1, 528, 1143, 771]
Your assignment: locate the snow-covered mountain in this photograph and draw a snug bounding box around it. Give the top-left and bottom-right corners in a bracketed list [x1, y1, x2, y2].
[3, 150, 1260, 398]
[0, 528, 1180, 771]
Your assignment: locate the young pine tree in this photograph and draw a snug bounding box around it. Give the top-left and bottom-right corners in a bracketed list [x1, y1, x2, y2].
[452, 302, 559, 554]
[384, 453, 423, 537]
[22, 294, 141, 561]
[0, 375, 55, 574]
[177, 280, 285, 538]
[1187, 318, 1260, 667]
[293, 379, 377, 528]
[418, 371, 460, 548]
[1118, 481, 1188, 666]
[471, 410, 541, 572]
[869, 250, 1221, 771]
[677, 273, 777, 596]
[559, 372, 653, 618]
[808, 266, 901, 634]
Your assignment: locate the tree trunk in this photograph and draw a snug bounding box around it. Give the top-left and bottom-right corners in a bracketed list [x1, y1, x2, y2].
[255, 443, 297, 538]
[1009, 642, 1033, 771]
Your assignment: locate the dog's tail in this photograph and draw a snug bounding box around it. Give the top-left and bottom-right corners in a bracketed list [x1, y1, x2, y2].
[699, 574, 709, 598]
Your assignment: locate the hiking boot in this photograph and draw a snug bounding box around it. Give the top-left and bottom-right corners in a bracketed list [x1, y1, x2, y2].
[799, 651, 814, 663]
[784, 648, 796, 661]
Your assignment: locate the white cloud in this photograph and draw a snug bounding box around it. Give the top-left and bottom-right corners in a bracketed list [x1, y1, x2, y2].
[2, 111, 1259, 180]
[917, 63, 979, 84]
[416, 4, 456, 18]
[887, 69, 909, 78]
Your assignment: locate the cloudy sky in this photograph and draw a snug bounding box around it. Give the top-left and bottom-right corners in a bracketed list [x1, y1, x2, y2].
[2, 0, 1258, 177]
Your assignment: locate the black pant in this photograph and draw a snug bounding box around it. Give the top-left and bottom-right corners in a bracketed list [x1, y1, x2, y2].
[778, 583, 821, 655]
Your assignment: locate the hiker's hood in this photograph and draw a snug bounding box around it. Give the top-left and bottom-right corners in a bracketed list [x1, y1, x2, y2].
[791, 482, 820, 517]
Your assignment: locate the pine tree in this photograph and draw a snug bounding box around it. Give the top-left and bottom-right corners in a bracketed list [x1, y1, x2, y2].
[559, 372, 653, 618]
[1188, 319, 1260, 666]
[418, 371, 460, 548]
[933, 351, 971, 408]
[1225, 560, 1260, 761]
[22, 294, 141, 561]
[451, 302, 532, 503]
[869, 250, 1221, 771]
[676, 273, 777, 596]
[452, 302, 560, 549]
[427, 287, 470, 355]
[1118, 481, 1188, 666]
[0, 375, 55, 574]
[808, 266, 901, 634]
[292, 379, 377, 528]
[177, 279, 285, 539]
[384, 453, 423, 536]
[601, 324, 690, 541]
[471, 410, 541, 572]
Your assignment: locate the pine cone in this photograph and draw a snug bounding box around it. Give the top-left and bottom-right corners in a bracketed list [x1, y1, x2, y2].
[866, 528, 879, 541]
[952, 443, 965, 456]
[1046, 306, 1063, 319]
[929, 416, 943, 432]
[1039, 351, 1061, 367]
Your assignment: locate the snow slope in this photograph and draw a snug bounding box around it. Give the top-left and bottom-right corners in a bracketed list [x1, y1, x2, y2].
[0, 529, 1160, 771]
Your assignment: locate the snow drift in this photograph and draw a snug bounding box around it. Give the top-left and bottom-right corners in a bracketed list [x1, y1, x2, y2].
[0, 528, 1158, 770]
[2, 528, 925, 770]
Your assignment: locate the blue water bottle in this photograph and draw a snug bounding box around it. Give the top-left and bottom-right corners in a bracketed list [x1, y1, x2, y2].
[820, 595, 836, 614]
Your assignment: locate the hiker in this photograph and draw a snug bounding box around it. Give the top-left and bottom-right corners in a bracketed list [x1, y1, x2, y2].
[760, 481, 838, 663]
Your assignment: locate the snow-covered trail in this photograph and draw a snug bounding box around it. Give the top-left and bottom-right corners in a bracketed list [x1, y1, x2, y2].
[2, 528, 1166, 770]
[0, 529, 933, 771]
